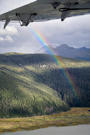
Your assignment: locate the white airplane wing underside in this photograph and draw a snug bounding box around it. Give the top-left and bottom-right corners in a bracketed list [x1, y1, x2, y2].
[0, 0, 90, 28]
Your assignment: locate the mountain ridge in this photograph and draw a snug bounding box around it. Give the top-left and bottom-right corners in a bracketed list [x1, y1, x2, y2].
[38, 44, 90, 61]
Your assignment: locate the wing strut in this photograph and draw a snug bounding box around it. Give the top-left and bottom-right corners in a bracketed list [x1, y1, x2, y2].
[60, 7, 90, 21]
[61, 10, 70, 21]
[52, 1, 79, 21]
[4, 18, 10, 29]
[16, 13, 37, 27]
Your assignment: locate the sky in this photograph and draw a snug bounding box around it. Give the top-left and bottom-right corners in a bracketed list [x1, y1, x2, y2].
[0, 0, 90, 54]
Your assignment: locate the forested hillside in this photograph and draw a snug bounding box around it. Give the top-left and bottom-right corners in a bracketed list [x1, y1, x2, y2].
[0, 53, 90, 118]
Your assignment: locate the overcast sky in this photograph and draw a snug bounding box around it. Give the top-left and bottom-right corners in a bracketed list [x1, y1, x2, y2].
[0, 0, 90, 54]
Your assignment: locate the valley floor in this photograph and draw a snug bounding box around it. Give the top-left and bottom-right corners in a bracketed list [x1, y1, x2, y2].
[0, 108, 90, 134]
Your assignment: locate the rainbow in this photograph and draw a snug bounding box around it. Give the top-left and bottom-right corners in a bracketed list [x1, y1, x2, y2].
[30, 27, 79, 98]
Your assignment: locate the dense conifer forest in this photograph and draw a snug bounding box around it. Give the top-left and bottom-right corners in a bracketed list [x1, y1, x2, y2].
[0, 53, 90, 117]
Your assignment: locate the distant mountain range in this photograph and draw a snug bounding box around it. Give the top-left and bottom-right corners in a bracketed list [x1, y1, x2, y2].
[38, 44, 90, 61]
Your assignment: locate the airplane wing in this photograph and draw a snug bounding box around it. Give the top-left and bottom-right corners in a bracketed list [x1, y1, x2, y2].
[0, 0, 90, 29]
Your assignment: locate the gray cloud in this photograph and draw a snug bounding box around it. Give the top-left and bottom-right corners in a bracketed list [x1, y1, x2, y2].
[0, 0, 90, 53]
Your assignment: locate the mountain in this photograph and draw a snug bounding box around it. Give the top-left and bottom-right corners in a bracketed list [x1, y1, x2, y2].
[53, 44, 90, 61]
[0, 53, 90, 118]
[38, 44, 90, 61]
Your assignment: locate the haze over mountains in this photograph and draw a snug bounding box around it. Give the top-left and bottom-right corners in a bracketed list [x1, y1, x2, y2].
[39, 44, 90, 61]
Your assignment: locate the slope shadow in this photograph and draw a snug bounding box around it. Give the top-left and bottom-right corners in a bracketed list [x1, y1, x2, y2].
[31, 67, 90, 107]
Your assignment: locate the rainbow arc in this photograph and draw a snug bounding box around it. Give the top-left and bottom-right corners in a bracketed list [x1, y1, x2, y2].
[30, 27, 79, 98]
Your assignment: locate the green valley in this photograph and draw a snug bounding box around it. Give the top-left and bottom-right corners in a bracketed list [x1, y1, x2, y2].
[0, 53, 90, 118]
